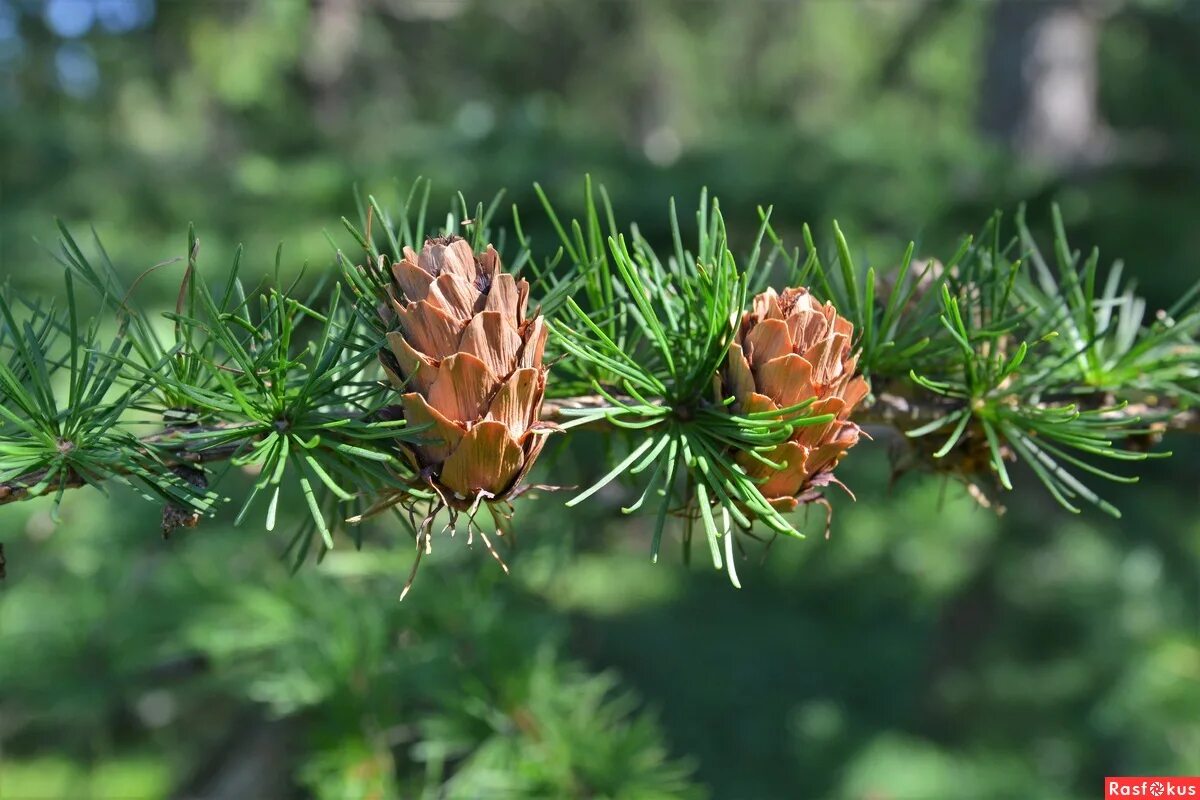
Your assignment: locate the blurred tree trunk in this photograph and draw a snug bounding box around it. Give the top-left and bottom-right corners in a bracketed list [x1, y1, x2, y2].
[305, 0, 363, 136]
[171, 717, 295, 800]
[980, 0, 1112, 168]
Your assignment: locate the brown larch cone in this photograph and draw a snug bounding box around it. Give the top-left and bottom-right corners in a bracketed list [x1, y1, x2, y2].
[380, 235, 554, 507]
[721, 287, 870, 512]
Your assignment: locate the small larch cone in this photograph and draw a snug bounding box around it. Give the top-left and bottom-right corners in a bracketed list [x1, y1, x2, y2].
[721, 287, 870, 512]
[380, 236, 553, 507]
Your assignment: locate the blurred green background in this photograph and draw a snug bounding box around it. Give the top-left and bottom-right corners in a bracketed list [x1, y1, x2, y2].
[1, 1, 1198, 798]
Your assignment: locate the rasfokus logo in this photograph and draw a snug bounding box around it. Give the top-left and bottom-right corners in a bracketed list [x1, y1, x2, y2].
[1106, 777, 1200, 798]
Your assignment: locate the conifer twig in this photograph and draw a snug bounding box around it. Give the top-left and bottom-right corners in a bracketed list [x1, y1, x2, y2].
[0, 424, 249, 506]
[1, 396, 1191, 508]
[540, 393, 1199, 433]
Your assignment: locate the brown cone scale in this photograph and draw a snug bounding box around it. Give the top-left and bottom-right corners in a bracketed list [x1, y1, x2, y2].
[381, 236, 553, 505]
[721, 287, 869, 512]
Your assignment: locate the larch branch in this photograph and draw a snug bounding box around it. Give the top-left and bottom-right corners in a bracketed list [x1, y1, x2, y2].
[0, 396, 1195, 508]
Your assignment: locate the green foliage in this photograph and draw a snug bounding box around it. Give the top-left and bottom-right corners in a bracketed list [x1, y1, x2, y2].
[1016, 206, 1200, 404]
[525, 183, 1195, 576]
[428, 658, 702, 800]
[4, 180, 1194, 580]
[0, 272, 211, 517]
[768, 207, 1196, 518]
[0, 493, 705, 800]
[58, 225, 427, 550]
[159, 250, 414, 552]
[542, 186, 841, 584]
[3, 4, 1200, 797]
[182, 544, 702, 799]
